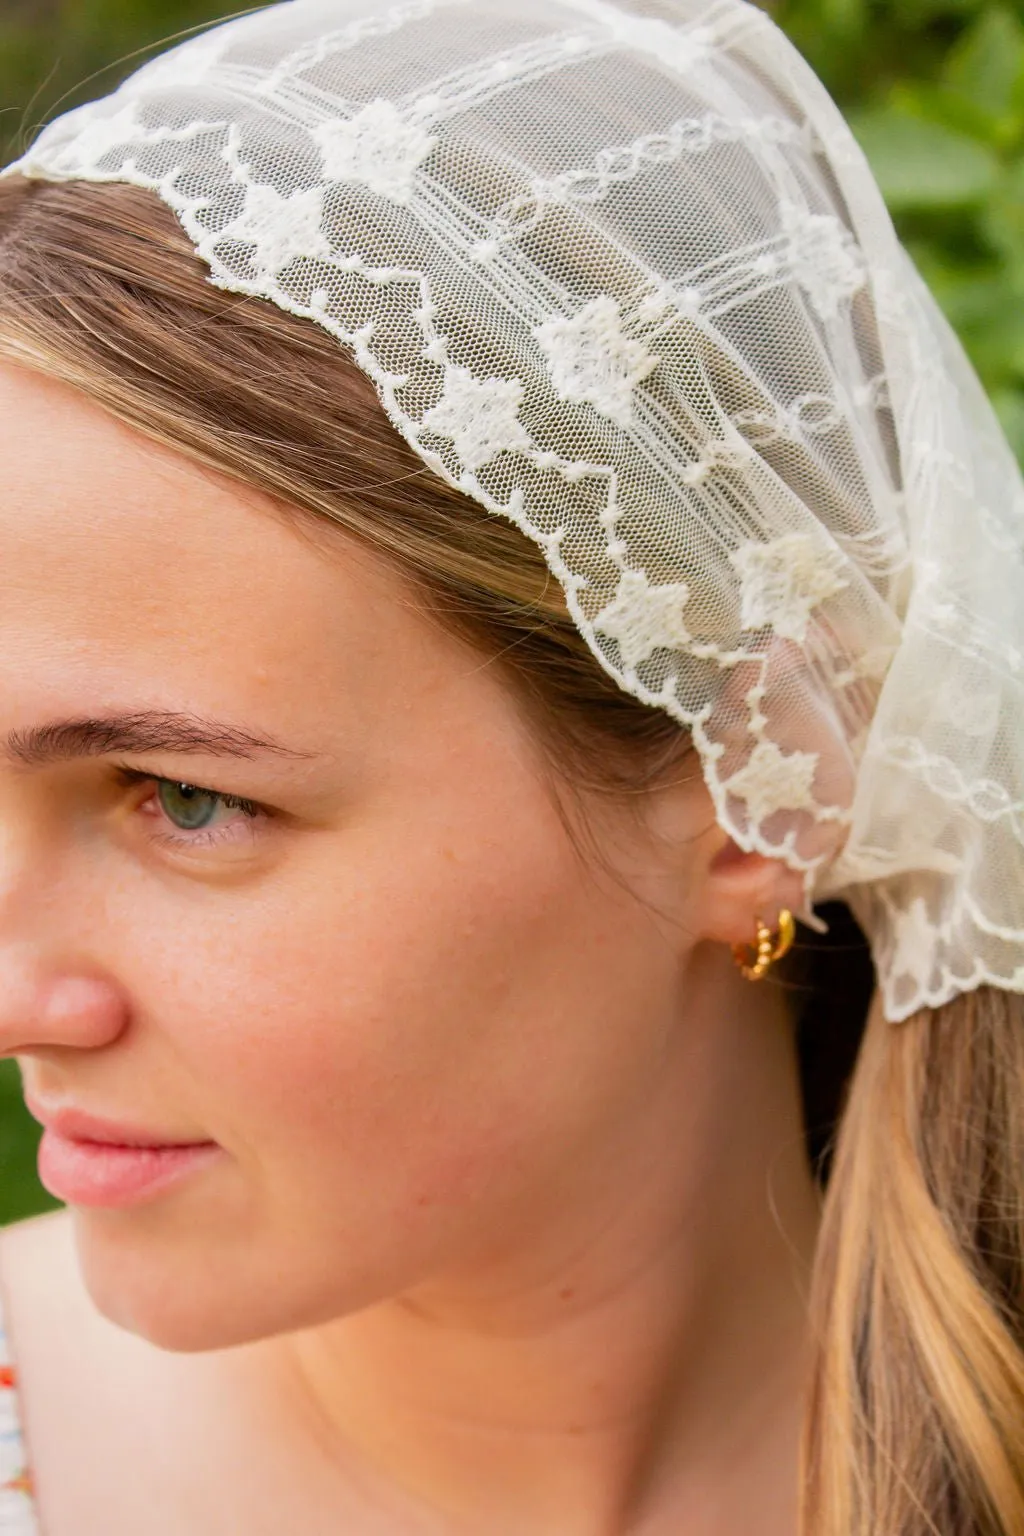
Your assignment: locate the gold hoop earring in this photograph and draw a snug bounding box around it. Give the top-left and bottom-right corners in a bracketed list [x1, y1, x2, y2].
[732, 910, 796, 981]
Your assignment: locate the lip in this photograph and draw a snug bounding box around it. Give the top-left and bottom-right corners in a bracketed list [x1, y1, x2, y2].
[37, 1130, 222, 1209]
[23, 1096, 214, 1150]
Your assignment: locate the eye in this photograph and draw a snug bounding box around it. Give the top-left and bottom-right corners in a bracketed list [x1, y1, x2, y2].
[113, 767, 265, 846]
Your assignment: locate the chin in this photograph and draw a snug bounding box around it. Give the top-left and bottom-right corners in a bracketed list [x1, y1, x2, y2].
[69, 1215, 265, 1353]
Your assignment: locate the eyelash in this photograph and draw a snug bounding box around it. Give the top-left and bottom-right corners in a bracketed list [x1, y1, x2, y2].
[113, 766, 268, 849]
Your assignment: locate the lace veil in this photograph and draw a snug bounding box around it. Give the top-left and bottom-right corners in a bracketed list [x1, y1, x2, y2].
[3, 0, 1023, 1021]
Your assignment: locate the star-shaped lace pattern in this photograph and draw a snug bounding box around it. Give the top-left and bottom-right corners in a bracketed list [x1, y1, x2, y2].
[730, 532, 849, 642]
[533, 296, 659, 428]
[778, 199, 866, 321]
[593, 569, 692, 670]
[720, 740, 820, 824]
[312, 99, 437, 205]
[419, 367, 532, 472]
[220, 182, 331, 276]
[887, 895, 936, 985]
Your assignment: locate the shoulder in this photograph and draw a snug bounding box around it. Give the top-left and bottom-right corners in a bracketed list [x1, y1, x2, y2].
[0, 1211, 344, 1534]
[0, 1207, 90, 1383]
[0, 1205, 78, 1308]
[0, 1210, 90, 1532]
[0, 1204, 73, 1263]
[0, 1208, 111, 1384]
[0, 1209, 202, 1534]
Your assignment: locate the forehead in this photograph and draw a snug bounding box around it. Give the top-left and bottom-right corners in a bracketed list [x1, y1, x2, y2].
[0, 361, 479, 739]
[0, 359, 344, 613]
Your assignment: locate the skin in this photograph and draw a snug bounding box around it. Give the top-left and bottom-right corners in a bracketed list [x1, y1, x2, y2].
[0, 359, 829, 1535]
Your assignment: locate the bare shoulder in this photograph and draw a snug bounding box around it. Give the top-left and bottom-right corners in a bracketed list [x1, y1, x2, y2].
[0, 1206, 135, 1381]
[0, 1203, 74, 1267]
[0, 1208, 208, 1533]
[0, 1210, 361, 1534]
[0, 1206, 92, 1366]
[1, 1204, 80, 1307]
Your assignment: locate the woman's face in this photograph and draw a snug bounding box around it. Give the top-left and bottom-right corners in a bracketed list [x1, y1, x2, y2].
[0, 361, 719, 1350]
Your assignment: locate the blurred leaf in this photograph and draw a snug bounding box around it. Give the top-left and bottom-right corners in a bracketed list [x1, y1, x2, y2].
[889, 0, 997, 19]
[887, 78, 1009, 148]
[817, 0, 868, 38]
[961, 306, 1024, 384]
[849, 104, 1001, 206]
[978, 173, 1024, 272]
[941, 5, 1024, 121]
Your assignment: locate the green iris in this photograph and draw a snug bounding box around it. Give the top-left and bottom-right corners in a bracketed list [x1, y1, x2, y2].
[156, 780, 223, 831]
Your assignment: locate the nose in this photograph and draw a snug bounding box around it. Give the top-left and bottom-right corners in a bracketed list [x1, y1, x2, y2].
[0, 799, 131, 1054]
[0, 946, 129, 1057]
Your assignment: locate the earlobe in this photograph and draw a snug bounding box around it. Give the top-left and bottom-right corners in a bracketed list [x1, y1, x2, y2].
[695, 835, 806, 949]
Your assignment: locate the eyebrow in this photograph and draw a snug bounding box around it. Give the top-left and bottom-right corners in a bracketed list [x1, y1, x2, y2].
[5, 711, 316, 767]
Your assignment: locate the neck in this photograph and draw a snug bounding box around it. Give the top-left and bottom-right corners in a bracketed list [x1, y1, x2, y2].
[265, 943, 820, 1536]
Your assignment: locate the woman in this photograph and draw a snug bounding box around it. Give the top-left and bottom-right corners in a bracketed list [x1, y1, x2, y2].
[0, 1, 1021, 1532]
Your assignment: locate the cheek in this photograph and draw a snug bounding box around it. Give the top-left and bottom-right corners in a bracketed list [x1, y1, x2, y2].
[94, 779, 668, 1321]
[224, 833, 612, 1190]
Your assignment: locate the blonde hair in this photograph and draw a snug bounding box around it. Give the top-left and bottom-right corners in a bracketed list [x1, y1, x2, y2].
[1, 177, 1022, 1535]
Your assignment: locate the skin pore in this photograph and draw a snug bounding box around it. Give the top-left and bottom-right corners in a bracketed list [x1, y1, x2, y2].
[0, 360, 825, 1536]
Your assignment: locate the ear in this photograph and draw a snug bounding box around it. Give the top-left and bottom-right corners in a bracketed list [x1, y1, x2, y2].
[687, 822, 808, 950]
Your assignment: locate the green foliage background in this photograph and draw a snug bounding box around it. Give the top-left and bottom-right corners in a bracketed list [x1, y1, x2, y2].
[1, 0, 1023, 1225]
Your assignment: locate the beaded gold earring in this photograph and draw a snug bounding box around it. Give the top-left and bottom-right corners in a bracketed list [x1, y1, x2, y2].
[732, 910, 796, 981]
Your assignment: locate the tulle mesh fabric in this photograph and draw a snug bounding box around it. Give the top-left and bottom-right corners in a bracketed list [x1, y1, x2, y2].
[4, 0, 1024, 1020]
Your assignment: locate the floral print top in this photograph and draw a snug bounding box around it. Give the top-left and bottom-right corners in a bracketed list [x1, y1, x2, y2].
[0, 1292, 39, 1534]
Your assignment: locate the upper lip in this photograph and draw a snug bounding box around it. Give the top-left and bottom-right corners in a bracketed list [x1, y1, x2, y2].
[23, 1097, 213, 1149]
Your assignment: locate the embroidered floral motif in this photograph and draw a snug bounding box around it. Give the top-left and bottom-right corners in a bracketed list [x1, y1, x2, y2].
[778, 198, 866, 321]
[593, 569, 691, 670]
[419, 367, 532, 470]
[887, 894, 935, 984]
[533, 296, 658, 427]
[219, 182, 331, 276]
[730, 532, 849, 642]
[721, 740, 820, 824]
[312, 100, 436, 204]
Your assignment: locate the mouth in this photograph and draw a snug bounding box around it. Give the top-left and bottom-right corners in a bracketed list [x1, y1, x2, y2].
[24, 1094, 213, 1149]
[37, 1129, 222, 1209]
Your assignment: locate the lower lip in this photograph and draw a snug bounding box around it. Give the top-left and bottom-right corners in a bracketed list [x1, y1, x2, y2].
[37, 1129, 222, 1209]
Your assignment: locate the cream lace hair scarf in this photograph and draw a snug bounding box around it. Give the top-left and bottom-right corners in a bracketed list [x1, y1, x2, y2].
[3, 0, 1023, 1022]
